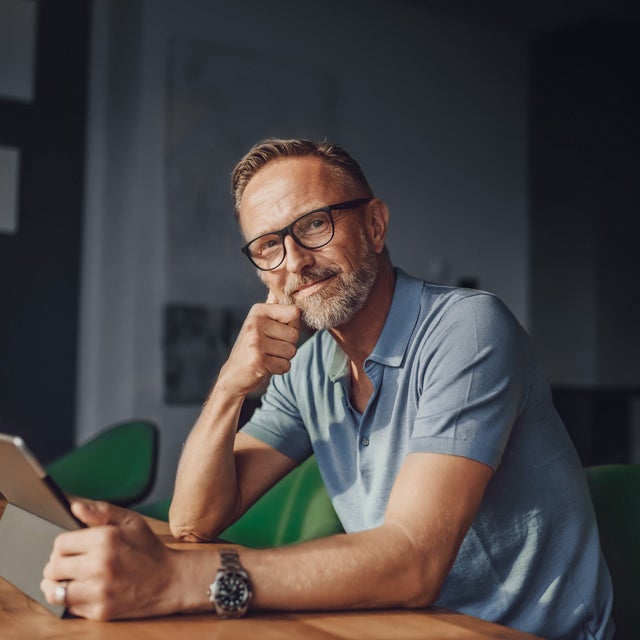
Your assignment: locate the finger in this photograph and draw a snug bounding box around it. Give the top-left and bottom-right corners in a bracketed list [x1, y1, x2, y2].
[245, 341, 297, 377]
[262, 328, 298, 360]
[41, 577, 89, 607]
[253, 301, 300, 327]
[52, 506, 144, 557]
[41, 576, 105, 619]
[71, 500, 138, 528]
[50, 526, 111, 556]
[261, 353, 295, 376]
[41, 577, 67, 606]
[261, 317, 300, 346]
[241, 310, 300, 347]
[44, 547, 102, 581]
[41, 577, 77, 605]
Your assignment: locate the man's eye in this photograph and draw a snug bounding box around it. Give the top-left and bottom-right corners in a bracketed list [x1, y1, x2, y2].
[298, 215, 329, 235]
[254, 237, 281, 255]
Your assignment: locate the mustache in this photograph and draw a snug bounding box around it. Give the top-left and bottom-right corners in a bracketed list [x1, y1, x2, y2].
[284, 266, 341, 298]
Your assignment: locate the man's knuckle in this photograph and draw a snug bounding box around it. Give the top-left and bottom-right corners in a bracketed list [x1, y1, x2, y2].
[52, 535, 65, 553]
[102, 526, 119, 545]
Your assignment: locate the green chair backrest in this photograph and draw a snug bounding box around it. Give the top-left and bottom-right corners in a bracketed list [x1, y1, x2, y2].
[585, 464, 640, 640]
[135, 455, 344, 547]
[47, 420, 158, 507]
[221, 455, 344, 547]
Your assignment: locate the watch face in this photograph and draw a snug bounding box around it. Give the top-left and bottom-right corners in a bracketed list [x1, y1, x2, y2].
[215, 571, 250, 610]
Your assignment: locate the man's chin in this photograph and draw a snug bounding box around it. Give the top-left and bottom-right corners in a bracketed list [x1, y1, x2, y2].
[298, 295, 356, 331]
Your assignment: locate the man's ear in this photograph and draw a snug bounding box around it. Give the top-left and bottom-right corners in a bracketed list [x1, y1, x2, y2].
[365, 199, 390, 254]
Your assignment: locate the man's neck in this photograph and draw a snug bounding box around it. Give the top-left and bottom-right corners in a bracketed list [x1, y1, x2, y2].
[328, 260, 396, 371]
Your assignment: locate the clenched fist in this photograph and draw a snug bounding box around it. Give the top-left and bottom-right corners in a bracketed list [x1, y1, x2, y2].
[216, 291, 301, 398]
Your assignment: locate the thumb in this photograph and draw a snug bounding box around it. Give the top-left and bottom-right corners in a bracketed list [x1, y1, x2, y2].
[70, 499, 134, 527]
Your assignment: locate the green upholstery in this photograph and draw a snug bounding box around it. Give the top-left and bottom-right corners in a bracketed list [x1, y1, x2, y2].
[136, 455, 344, 547]
[221, 455, 344, 547]
[47, 420, 158, 507]
[586, 464, 640, 640]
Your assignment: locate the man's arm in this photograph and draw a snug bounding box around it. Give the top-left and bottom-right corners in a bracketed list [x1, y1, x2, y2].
[42, 451, 491, 619]
[239, 451, 492, 610]
[169, 297, 301, 541]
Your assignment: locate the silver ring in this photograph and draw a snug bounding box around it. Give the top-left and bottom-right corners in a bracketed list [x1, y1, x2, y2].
[54, 580, 70, 606]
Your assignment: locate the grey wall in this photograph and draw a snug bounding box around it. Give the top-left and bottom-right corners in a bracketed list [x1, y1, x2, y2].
[77, 0, 528, 501]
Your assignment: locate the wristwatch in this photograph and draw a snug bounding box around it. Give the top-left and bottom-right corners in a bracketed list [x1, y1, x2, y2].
[207, 548, 253, 618]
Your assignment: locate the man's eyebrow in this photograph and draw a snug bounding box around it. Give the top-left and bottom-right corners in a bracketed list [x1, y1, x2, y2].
[248, 203, 328, 239]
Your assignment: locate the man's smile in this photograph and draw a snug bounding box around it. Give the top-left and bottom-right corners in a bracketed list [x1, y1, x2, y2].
[282, 266, 342, 302]
[291, 274, 336, 299]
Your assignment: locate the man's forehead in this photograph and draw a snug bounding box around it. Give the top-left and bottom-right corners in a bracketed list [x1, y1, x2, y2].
[238, 157, 341, 234]
[244, 156, 332, 199]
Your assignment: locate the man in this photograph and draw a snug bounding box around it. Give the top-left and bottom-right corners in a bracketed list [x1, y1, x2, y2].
[42, 138, 613, 638]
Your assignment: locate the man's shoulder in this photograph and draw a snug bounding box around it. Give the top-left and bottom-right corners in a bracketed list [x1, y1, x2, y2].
[404, 273, 512, 330]
[395, 268, 503, 311]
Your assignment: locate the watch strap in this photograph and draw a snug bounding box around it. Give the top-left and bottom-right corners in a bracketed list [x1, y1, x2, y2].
[207, 547, 252, 618]
[219, 548, 242, 572]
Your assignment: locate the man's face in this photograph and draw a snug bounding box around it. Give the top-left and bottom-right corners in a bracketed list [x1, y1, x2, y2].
[238, 157, 379, 330]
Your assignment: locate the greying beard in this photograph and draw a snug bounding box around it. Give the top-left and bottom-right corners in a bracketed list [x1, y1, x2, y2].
[282, 236, 378, 330]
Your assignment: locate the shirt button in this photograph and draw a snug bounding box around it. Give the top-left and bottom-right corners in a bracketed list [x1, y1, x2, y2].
[361, 436, 370, 447]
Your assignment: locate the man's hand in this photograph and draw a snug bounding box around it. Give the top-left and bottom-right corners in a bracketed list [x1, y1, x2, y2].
[216, 291, 301, 398]
[41, 501, 180, 620]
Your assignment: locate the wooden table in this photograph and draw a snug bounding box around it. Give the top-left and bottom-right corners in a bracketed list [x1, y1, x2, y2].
[0, 501, 541, 640]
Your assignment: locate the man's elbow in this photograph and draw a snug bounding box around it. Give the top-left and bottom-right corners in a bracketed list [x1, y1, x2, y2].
[169, 518, 219, 542]
[400, 564, 443, 609]
[403, 584, 440, 609]
[390, 540, 449, 609]
[171, 527, 215, 542]
[168, 503, 219, 542]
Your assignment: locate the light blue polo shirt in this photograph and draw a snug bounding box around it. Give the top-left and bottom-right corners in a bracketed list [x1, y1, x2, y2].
[242, 269, 614, 639]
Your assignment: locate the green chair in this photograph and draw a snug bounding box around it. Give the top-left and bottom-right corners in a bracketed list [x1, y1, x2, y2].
[47, 419, 159, 507]
[585, 464, 640, 640]
[136, 455, 344, 547]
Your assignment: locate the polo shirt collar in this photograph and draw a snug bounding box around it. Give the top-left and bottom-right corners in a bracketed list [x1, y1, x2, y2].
[367, 268, 422, 367]
[327, 268, 422, 380]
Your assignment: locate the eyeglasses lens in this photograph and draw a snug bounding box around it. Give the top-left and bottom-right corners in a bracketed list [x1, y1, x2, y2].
[248, 209, 333, 270]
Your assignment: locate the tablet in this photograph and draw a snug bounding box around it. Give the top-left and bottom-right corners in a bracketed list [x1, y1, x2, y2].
[0, 433, 86, 616]
[0, 433, 84, 530]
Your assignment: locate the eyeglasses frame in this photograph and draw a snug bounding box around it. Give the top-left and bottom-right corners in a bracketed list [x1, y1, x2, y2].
[240, 198, 372, 271]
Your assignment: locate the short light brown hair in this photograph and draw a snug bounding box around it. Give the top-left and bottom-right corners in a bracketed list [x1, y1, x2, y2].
[231, 138, 374, 214]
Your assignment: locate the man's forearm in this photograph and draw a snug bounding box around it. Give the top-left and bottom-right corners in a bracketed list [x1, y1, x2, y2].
[170, 524, 439, 616]
[170, 298, 301, 541]
[169, 384, 245, 541]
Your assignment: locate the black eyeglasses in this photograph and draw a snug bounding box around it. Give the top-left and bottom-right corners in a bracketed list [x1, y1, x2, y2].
[240, 198, 372, 271]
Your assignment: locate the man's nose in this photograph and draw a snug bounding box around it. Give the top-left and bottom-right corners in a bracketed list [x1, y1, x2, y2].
[282, 234, 314, 273]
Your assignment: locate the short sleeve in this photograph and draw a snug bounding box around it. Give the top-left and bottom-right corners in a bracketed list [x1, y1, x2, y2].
[410, 293, 529, 470]
[240, 367, 313, 463]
